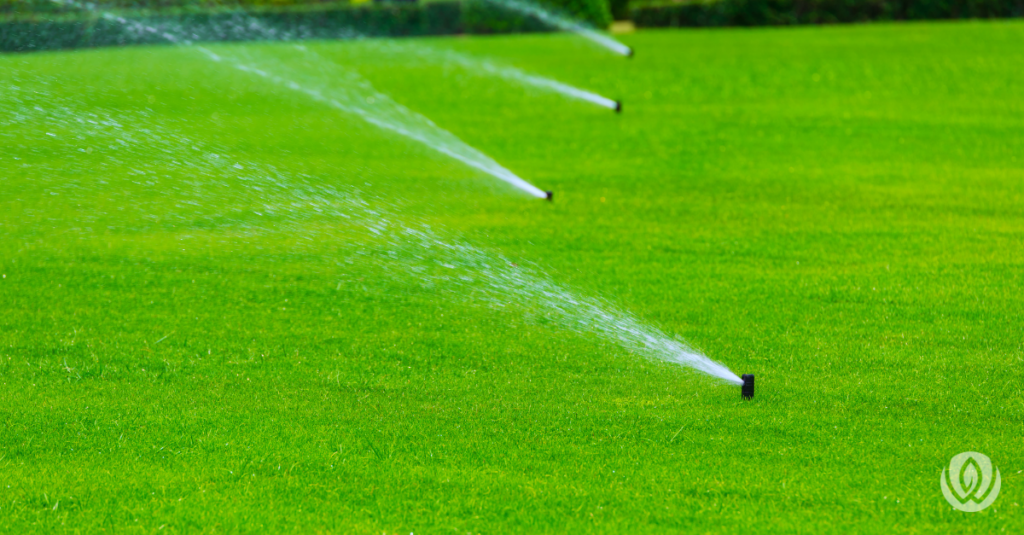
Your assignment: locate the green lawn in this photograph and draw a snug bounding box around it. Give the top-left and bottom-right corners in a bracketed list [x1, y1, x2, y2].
[2, 20, 1023, 533]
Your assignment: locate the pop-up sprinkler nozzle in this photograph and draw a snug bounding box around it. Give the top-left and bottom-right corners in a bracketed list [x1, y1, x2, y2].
[545, 191, 553, 201]
[615, 100, 622, 113]
[741, 374, 755, 399]
[626, 47, 634, 58]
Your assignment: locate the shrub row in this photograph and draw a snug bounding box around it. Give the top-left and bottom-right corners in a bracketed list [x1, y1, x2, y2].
[0, 0, 618, 52]
[0, 4, 458, 51]
[538, 0, 612, 26]
[631, 0, 1024, 27]
[0, 1, 593, 52]
[1, 0, 610, 26]
[0, 1, 346, 16]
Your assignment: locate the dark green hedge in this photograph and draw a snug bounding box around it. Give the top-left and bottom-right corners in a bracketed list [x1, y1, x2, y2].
[424, 0, 612, 33]
[463, 0, 553, 33]
[537, 0, 612, 26]
[0, 0, 618, 52]
[1, 0, 610, 27]
[0, 1, 347, 15]
[0, 3, 469, 51]
[610, 0, 629, 18]
[632, 0, 1024, 27]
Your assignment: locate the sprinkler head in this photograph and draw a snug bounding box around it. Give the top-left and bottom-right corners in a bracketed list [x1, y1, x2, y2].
[545, 191, 553, 201]
[741, 374, 755, 399]
[614, 100, 622, 113]
[626, 47, 634, 58]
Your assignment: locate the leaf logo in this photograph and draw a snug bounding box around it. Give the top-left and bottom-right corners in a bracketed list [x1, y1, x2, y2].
[940, 452, 1001, 512]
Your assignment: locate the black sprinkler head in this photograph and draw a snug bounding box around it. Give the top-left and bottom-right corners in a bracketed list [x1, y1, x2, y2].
[626, 47, 634, 58]
[741, 374, 755, 399]
[741, 373, 757, 397]
[614, 100, 622, 113]
[545, 191, 553, 201]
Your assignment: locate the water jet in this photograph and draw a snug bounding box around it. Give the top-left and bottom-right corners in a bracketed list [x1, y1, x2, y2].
[389, 44, 621, 112]
[48, 0, 549, 199]
[483, 0, 632, 57]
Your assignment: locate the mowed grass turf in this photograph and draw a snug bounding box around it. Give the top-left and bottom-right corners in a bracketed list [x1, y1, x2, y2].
[2, 20, 1023, 533]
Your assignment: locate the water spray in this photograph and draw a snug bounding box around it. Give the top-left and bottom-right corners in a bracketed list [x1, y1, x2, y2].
[483, 0, 632, 57]
[12, 83, 743, 394]
[48, 0, 552, 199]
[388, 44, 621, 113]
[741, 374, 755, 399]
[25, 4, 751, 394]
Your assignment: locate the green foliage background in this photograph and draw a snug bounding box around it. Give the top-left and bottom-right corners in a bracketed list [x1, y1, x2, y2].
[631, 0, 1024, 27]
[1, 0, 613, 27]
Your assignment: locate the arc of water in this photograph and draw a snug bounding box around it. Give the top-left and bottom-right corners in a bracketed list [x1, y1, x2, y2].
[10, 84, 742, 389]
[49, 0, 548, 198]
[393, 44, 620, 111]
[482, 0, 632, 57]
[211, 8, 621, 111]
